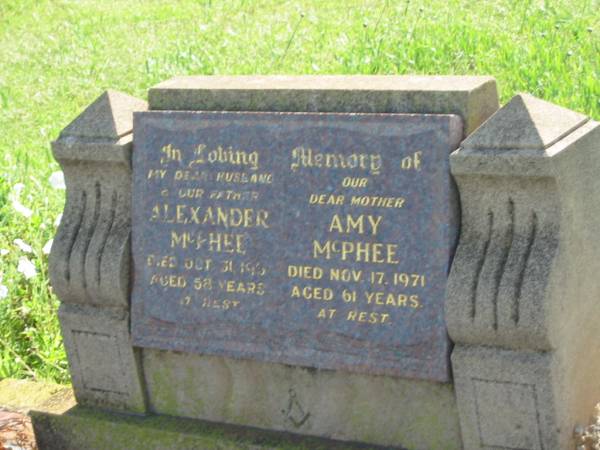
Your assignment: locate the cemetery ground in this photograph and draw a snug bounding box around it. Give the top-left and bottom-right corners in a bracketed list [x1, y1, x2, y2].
[0, 1, 598, 446]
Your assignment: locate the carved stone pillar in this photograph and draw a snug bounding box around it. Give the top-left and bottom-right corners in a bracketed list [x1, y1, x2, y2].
[49, 90, 148, 413]
[447, 94, 600, 449]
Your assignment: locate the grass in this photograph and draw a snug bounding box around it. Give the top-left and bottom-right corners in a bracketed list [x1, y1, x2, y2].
[0, 0, 598, 384]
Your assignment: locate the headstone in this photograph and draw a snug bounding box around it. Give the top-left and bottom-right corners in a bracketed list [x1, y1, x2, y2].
[36, 76, 600, 450]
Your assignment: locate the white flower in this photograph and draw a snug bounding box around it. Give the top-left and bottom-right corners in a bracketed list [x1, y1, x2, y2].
[0, 249, 8, 256]
[42, 239, 53, 255]
[17, 257, 37, 279]
[54, 213, 63, 227]
[9, 182, 33, 218]
[0, 284, 7, 300]
[11, 183, 25, 198]
[12, 200, 33, 218]
[49, 171, 66, 190]
[13, 239, 33, 253]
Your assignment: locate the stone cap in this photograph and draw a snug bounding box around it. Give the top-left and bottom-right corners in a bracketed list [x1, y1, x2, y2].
[58, 90, 148, 142]
[148, 75, 499, 135]
[460, 93, 589, 152]
[53, 90, 148, 164]
[152, 75, 494, 92]
[451, 94, 593, 176]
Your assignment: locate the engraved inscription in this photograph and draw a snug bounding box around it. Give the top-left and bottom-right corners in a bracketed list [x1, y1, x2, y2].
[131, 111, 462, 381]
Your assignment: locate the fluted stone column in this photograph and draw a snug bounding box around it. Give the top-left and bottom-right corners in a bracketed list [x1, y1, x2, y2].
[49, 90, 148, 413]
[447, 94, 600, 449]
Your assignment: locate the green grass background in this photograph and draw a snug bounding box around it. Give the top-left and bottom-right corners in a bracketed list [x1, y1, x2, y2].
[0, 0, 598, 383]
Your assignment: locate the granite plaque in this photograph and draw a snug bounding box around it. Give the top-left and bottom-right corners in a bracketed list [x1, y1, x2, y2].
[131, 111, 462, 382]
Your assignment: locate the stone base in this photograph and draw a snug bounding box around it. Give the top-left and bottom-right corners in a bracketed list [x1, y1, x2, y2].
[31, 407, 396, 450]
[142, 349, 462, 449]
[452, 345, 558, 450]
[59, 304, 147, 413]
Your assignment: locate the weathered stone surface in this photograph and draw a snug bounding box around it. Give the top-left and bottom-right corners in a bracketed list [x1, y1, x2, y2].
[50, 90, 149, 416]
[131, 111, 462, 382]
[447, 94, 600, 449]
[445, 173, 559, 351]
[60, 90, 147, 141]
[447, 98, 600, 352]
[59, 304, 147, 413]
[452, 346, 557, 450]
[50, 91, 147, 308]
[142, 349, 462, 450]
[148, 75, 499, 134]
[31, 405, 395, 450]
[461, 93, 588, 151]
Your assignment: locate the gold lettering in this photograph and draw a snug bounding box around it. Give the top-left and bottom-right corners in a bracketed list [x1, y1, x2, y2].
[327, 214, 382, 235]
[364, 292, 421, 308]
[189, 144, 260, 170]
[290, 146, 382, 175]
[288, 265, 324, 280]
[329, 268, 362, 282]
[147, 169, 167, 179]
[160, 144, 182, 165]
[317, 308, 337, 319]
[149, 204, 270, 229]
[313, 240, 399, 264]
[401, 151, 422, 170]
[149, 273, 187, 288]
[290, 284, 333, 301]
[350, 196, 405, 208]
[207, 232, 246, 255]
[341, 177, 368, 188]
[328, 214, 344, 233]
[171, 231, 192, 249]
[346, 310, 390, 324]
[146, 254, 177, 268]
[308, 194, 344, 205]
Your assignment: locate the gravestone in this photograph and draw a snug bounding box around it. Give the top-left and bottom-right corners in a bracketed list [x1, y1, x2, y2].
[34, 76, 600, 450]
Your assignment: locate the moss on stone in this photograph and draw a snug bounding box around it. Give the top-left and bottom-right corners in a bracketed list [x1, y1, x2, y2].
[31, 406, 389, 450]
[147, 359, 179, 414]
[0, 378, 75, 414]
